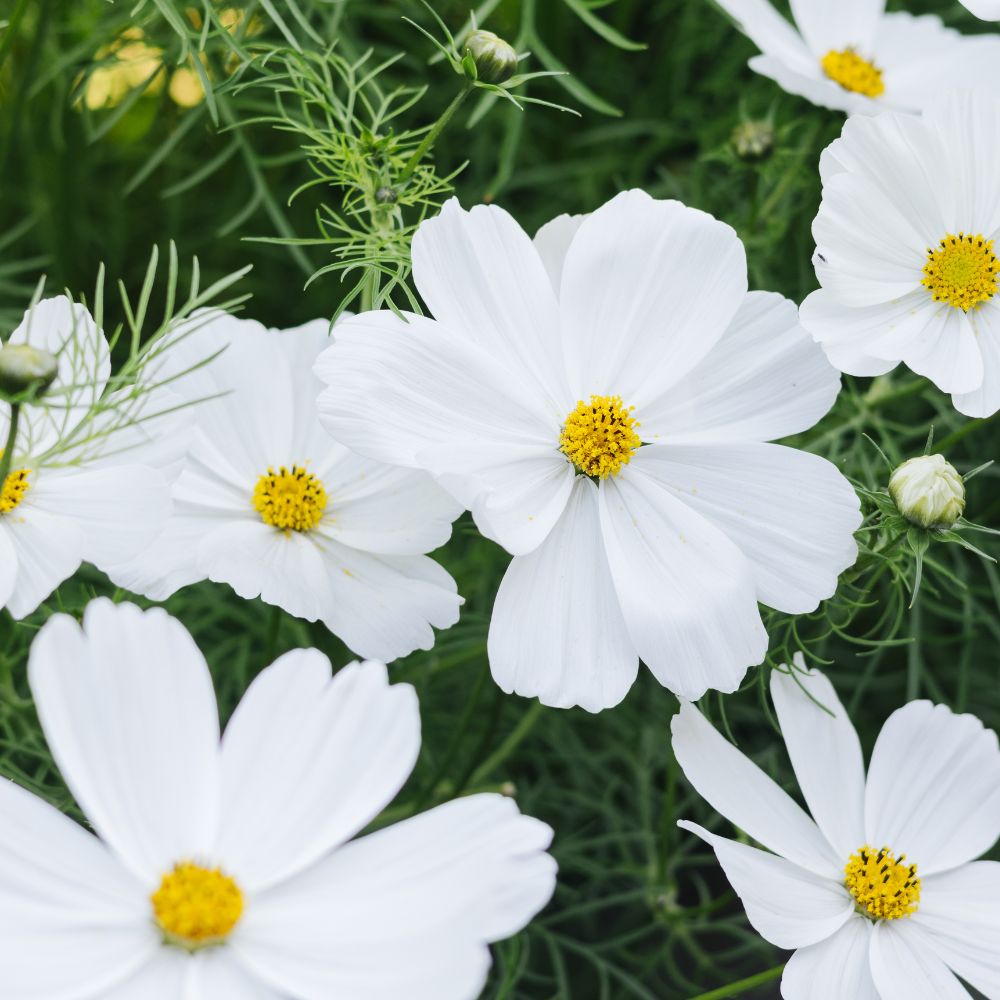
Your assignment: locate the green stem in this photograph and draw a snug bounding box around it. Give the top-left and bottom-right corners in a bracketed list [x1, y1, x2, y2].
[687, 964, 785, 1000]
[0, 403, 21, 486]
[398, 84, 472, 185]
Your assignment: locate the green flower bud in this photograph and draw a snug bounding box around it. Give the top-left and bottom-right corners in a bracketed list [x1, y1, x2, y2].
[889, 454, 966, 530]
[731, 120, 775, 161]
[465, 29, 518, 84]
[0, 344, 59, 400]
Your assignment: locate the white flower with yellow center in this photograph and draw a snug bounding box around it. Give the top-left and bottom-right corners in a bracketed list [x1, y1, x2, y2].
[315, 191, 862, 710]
[0, 599, 557, 998]
[110, 310, 463, 663]
[0, 296, 170, 618]
[800, 90, 1000, 417]
[711, 0, 1000, 116]
[672, 660, 1000, 999]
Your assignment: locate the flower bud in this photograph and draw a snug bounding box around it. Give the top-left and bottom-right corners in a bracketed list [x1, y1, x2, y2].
[0, 344, 59, 400]
[889, 454, 965, 530]
[731, 120, 775, 161]
[465, 29, 518, 84]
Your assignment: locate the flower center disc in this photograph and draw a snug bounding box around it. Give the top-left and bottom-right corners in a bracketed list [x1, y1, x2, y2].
[844, 845, 920, 921]
[559, 394, 641, 479]
[152, 862, 244, 951]
[921, 233, 998, 312]
[252, 464, 327, 532]
[821, 48, 885, 97]
[0, 466, 31, 514]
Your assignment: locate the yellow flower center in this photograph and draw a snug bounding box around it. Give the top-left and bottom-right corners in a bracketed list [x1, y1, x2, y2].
[0, 462, 31, 515]
[151, 862, 244, 950]
[559, 394, 641, 479]
[844, 845, 920, 921]
[821, 48, 885, 98]
[921, 233, 999, 312]
[252, 464, 327, 532]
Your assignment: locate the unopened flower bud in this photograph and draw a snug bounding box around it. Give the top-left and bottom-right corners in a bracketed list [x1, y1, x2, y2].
[465, 30, 518, 84]
[731, 120, 775, 161]
[0, 344, 59, 399]
[889, 454, 965, 530]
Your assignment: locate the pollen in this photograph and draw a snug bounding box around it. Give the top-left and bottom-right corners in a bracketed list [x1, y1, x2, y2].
[821, 48, 885, 98]
[0, 466, 31, 514]
[151, 862, 244, 950]
[844, 845, 920, 921]
[252, 464, 327, 532]
[921, 233, 999, 312]
[559, 394, 641, 479]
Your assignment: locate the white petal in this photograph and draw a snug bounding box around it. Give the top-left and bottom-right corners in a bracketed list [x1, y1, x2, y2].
[322, 458, 462, 556]
[143, 310, 294, 474]
[411, 198, 568, 408]
[871, 921, 973, 1000]
[953, 298, 1000, 418]
[878, 15, 1000, 117]
[0, 776, 155, 1000]
[781, 916, 879, 1000]
[962, 0, 1000, 18]
[598, 458, 767, 700]
[487, 478, 638, 712]
[915, 862, 1000, 999]
[770, 664, 866, 860]
[185, 951, 283, 1000]
[0, 505, 82, 619]
[316, 541, 462, 662]
[315, 311, 570, 554]
[199, 519, 335, 624]
[216, 656, 420, 892]
[0, 524, 16, 607]
[28, 600, 221, 881]
[678, 822, 852, 949]
[671, 702, 842, 877]
[710, 0, 816, 71]
[799, 288, 929, 379]
[873, 304, 984, 395]
[749, 54, 874, 116]
[99, 950, 189, 1000]
[8, 296, 110, 455]
[816, 111, 947, 238]
[31, 465, 171, 569]
[463, 450, 576, 557]
[789, 0, 883, 56]
[641, 291, 841, 445]
[234, 794, 554, 1000]
[636, 443, 860, 615]
[813, 173, 926, 308]
[532, 212, 585, 294]
[559, 190, 747, 409]
[865, 701, 1000, 875]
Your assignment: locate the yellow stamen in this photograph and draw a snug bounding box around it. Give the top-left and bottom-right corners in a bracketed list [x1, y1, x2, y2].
[821, 48, 885, 98]
[252, 464, 327, 532]
[844, 845, 920, 921]
[0, 453, 31, 514]
[559, 395, 641, 479]
[151, 862, 244, 951]
[921, 232, 998, 312]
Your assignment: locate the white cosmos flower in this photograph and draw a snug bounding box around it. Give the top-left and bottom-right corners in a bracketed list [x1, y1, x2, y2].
[0, 296, 170, 618]
[110, 310, 463, 663]
[711, 0, 1000, 116]
[800, 90, 1000, 418]
[672, 659, 1000, 1000]
[314, 190, 861, 710]
[0, 598, 557, 999]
